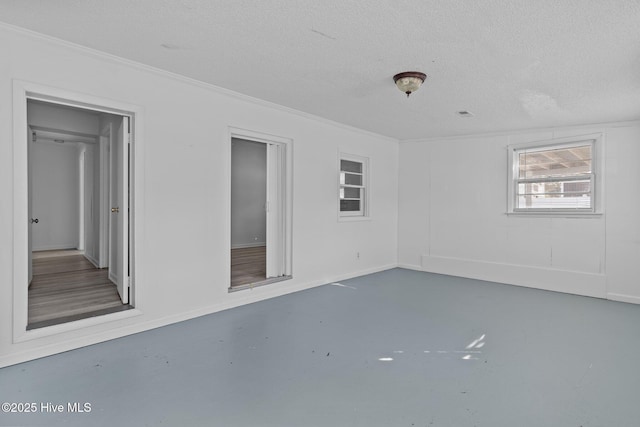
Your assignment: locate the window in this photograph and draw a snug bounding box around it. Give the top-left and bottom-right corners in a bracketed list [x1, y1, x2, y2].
[339, 154, 368, 218]
[508, 134, 602, 214]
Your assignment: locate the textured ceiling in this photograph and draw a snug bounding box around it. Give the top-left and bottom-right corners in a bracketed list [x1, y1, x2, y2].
[2, 0, 640, 140]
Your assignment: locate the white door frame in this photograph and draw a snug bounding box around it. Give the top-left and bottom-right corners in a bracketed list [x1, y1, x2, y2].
[12, 80, 144, 342]
[227, 127, 293, 289]
[78, 147, 86, 252]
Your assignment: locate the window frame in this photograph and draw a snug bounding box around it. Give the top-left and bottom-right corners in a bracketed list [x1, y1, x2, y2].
[338, 153, 369, 220]
[507, 133, 603, 216]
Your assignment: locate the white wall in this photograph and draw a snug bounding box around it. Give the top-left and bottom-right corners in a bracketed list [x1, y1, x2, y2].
[28, 100, 101, 254]
[31, 141, 80, 251]
[0, 25, 399, 367]
[398, 123, 640, 303]
[28, 101, 100, 135]
[83, 144, 98, 265]
[231, 138, 267, 248]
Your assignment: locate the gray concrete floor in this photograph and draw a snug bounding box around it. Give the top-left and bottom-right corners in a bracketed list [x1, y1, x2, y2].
[2, 268, 640, 426]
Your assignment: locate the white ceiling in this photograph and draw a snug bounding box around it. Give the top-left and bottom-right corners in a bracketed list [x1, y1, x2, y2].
[2, 0, 640, 140]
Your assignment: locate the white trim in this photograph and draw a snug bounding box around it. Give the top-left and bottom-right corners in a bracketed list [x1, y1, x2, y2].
[401, 120, 640, 144]
[338, 152, 370, 220]
[84, 252, 100, 269]
[0, 22, 397, 144]
[227, 127, 294, 287]
[12, 80, 145, 343]
[506, 212, 603, 218]
[98, 125, 112, 268]
[338, 216, 373, 223]
[401, 264, 639, 306]
[507, 133, 603, 215]
[506, 133, 601, 151]
[78, 148, 85, 251]
[0, 265, 397, 368]
[420, 254, 607, 299]
[228, 275, 293, 293]
[397, 263, 422, 271]
[607, 293, 640, 305]
[31, 243, 79, 252]
[229, 127, 292, 146]
[3, 23, 638, 147]
[231, 242, 267, 249]
[12, 309, 143, 344]
[108, 271, 118, 285]
[13, 84, 29, 336]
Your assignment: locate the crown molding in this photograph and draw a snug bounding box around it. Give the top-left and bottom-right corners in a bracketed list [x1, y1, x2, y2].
[400, 120, 640, 144]
[0, 21, 398, 144]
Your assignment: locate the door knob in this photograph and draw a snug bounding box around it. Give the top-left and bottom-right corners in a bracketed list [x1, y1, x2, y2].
[30, 218, 39, 224]
[111, 207, 119, 213]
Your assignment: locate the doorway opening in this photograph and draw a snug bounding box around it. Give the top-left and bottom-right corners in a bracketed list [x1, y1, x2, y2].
[229, 130, 293, 291]
[25, 98, 133, 330]
[230, 139, 267, 287]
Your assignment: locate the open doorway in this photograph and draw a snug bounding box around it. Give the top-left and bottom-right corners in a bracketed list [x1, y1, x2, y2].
[230, 138, 267, 287]
[229, 130, 293, 291]
[26, 99, 132, 329]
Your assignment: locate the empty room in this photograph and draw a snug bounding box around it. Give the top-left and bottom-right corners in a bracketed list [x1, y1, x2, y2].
[1, 2, 639, 426]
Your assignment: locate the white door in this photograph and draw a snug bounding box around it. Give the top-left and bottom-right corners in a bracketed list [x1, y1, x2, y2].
[265, 143, 285, 278]
[109, 117, 129, 304]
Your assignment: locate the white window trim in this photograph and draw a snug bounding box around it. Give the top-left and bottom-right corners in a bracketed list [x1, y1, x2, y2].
[507, 133, 604, 216]
[338, 152, 370, 221]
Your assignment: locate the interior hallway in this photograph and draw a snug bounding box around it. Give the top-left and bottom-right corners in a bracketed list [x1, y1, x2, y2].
[5, 268, 640, 426]
[28, 250, 130, 329]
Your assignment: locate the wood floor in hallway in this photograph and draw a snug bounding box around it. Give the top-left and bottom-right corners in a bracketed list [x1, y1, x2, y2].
[230, 245, 266, 288]
[28, 251, 130, 330]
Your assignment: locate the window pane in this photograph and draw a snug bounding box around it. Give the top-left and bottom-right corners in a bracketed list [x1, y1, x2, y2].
[564, 180, 591, 195]
[519, 145, 592, 179]
[340, 200, 361, 212]
[343, 173, 362, 186]
[516, 179, 591, 209]
[340, 187, 360, 199]
[341, 160, 362, 174]
[339, 154, 367, 217]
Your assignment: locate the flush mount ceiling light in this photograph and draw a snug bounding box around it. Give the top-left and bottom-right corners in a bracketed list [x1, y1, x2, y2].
[393, 71, 427, 97]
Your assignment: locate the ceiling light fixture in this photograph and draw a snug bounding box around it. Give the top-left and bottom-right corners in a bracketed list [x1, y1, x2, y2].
[393, 71, 427, 97]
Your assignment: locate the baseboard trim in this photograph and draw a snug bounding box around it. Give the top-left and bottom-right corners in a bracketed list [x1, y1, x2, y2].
[0, 263, 398, 368]
[85, 253, 100, 268]
[420, 254, 606, 299]
[32, 244, 78, 252]
[326, 263, 399, 284]
[397, 263, 422, 271]
[607, 292, 640, 305]
[231, 242, 266, 249]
